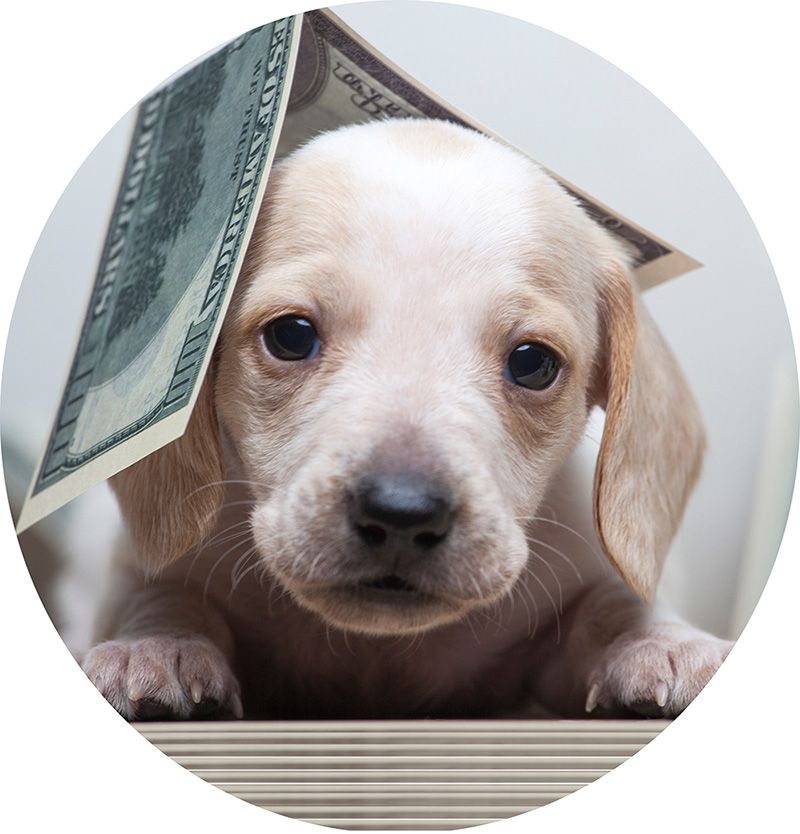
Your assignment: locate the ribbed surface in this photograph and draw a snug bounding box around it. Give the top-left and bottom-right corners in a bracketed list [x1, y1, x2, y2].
[137, 720, 667, 830]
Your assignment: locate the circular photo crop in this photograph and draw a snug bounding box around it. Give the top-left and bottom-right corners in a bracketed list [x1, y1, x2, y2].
[3, 2, 796, 829]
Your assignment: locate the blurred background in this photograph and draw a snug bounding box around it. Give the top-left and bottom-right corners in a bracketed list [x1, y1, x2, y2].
[2, 0, 796, 649]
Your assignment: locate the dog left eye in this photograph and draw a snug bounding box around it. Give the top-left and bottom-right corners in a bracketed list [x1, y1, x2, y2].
[506, 342, 560, 390]
[262, 316, 320, 361]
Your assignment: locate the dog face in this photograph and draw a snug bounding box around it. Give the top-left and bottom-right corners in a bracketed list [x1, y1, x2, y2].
[215, 121, 603, 634]
[112, 119, 705, 635]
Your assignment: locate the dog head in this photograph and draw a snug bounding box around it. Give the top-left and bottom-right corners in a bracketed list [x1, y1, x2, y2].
[112, 119, 704, 635]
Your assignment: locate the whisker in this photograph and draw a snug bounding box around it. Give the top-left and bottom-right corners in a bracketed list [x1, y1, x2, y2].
[290, 540, 319, 579]
[511, 580, 533, 636]
[229, 546, 260, 595]
[184, 521, 252, 586]
[324, 623, 339, 658]
[267, 572, 287, 615]
[203, 522, 252, 551]
[231, 555, 265, 593]
[582, 434, 601, 447]
[305, 542, 337, 583]
[216, 499, 258, 513]
[527, 549, 564, 611]
[394, 632, 425, 661]
[203, 537, 253, 603]
[526, 536, 583, 584]
[180, 478, 265, 504]
[342, 629, 356, 658]
[480, 595, 506, 634]
[521, 580, 542, 639]
[464, 609, 483, 645]
[257, 563, 273, 591]
[517, 515, 606, 568]
[524, 566, 561, 643]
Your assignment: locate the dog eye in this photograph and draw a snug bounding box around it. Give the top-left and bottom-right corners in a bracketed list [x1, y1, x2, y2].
[506, 342, 560, 390]
[262, 316, 320, 361]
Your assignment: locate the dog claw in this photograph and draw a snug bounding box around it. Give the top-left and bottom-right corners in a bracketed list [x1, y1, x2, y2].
[127, 683, 145, 702]
[231, 692, 244, 719]
[585, 683, 600, 713]
[83, 636, 242, 721]
[189, 679, 204, 704]
[585, 624, 732, 717]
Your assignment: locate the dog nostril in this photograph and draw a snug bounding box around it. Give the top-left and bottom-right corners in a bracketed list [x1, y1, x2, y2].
[413, 531, 446, 550]
[357, 523, 388, 546]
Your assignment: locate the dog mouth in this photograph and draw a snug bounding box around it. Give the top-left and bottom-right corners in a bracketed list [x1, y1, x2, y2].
[277, 566, 486, 636]
[305, 576, 460, 635]
[358, 574, 419, 593]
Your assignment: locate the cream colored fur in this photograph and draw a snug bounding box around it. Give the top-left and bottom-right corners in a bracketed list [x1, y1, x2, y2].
[82, 119, 730, 720]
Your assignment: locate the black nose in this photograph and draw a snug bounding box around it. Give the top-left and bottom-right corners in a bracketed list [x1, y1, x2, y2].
[351, 472, 454, 552]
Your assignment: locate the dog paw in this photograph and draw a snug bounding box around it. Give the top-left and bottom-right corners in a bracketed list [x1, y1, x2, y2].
[585, 623, 732, 718]
[82, 635, 243, 721]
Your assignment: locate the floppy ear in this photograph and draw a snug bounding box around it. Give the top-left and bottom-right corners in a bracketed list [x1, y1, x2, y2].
[592, 260, 705, 601]
[110, 370, 224, 575]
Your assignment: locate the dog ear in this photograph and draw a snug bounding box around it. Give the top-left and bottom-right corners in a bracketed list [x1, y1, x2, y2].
[592, 260, 705, 601]
[110, 370, 224, 575]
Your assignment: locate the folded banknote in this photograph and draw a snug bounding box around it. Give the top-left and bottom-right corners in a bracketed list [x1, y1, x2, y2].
[16, 9, 700, 532]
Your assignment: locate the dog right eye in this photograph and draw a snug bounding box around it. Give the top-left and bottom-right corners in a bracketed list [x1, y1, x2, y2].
[262, 315, 320, 361]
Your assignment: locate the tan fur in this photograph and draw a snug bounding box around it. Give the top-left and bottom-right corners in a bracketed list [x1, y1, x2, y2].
[593, 263, 706, 600]
[88, 119, 730, 721]
[110, 372, 224, 574]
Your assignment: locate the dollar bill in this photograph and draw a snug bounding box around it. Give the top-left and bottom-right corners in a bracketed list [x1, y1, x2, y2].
[16, 9, 699, 532]
[281, 10, 700, 289]
[16, 17, 302, 531]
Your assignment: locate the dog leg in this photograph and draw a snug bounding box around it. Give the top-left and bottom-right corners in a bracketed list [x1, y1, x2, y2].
[531, 579, 732, 718]
[82, 581, 242, 721]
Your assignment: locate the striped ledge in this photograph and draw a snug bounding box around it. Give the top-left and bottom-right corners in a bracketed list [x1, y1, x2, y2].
[137, 719, 669, 830]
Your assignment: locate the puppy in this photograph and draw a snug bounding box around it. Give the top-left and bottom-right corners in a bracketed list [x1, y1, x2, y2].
[82, 119, 732, 720]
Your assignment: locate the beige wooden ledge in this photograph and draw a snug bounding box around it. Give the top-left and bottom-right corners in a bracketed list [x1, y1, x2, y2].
[137, 719, 668, 830]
